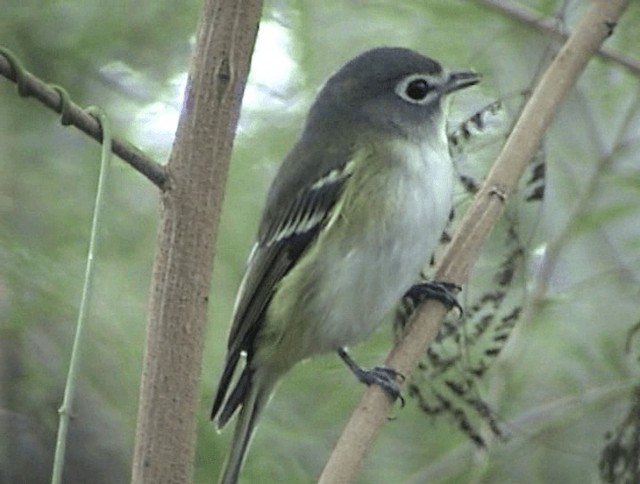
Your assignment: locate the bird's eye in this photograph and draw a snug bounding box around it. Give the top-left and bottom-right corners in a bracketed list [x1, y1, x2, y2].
[394, 74, 435, 104]
[405, 79, 430, 100]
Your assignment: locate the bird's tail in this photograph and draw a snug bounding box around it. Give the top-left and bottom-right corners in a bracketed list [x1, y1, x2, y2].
[217, 373, 273, 484]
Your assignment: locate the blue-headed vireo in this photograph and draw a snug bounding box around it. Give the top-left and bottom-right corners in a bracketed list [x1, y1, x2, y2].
[211, 46, 480, 483]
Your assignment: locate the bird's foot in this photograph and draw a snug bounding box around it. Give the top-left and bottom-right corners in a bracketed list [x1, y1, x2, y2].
[404, 280, 463, 317]
[338, 348, 405, 406]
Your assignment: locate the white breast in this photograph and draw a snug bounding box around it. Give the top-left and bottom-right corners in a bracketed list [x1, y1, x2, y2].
[304, 134, 454, 354]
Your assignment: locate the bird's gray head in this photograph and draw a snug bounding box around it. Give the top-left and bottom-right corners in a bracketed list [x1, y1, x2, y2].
[306, 47, 480, 142]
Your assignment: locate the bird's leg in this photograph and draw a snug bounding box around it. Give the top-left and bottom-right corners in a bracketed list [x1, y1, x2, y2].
[337, 348, 405, 405]
[403, 280, 463, 316]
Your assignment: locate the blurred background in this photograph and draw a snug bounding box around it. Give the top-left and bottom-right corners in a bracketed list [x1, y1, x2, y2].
[1, 1, 639, 483]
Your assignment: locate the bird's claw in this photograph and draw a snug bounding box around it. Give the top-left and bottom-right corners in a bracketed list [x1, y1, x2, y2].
[404, 280, 463, 317]
[358, 366, 406, 407]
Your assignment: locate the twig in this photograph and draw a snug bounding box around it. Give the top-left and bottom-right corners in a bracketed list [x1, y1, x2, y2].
[318, 1, 630, 482]
[0, 49, 167, 189]
[51, 107, 113, 484]
[475, 0, 640, 77]
[528, 85, 640, 307]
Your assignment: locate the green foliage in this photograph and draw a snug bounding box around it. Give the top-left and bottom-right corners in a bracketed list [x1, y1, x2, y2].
[1, 1, 640, 483]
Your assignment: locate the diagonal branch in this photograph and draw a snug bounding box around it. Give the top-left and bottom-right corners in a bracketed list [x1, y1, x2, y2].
[475, 0, 640, 77]
[0, 50, 167, 189]
[318, 0, 630, 482]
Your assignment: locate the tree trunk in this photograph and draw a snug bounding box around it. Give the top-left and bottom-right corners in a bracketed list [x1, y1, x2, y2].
[131, 1, 262, 483]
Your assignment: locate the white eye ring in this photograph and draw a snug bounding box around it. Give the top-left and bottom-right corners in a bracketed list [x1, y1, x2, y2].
[395, 74, 437, 105]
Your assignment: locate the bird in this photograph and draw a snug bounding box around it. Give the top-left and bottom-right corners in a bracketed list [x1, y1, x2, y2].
[211, 46, 480, 483]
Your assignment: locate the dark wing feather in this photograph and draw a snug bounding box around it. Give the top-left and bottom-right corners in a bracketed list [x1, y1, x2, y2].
[211, 165, 352, 423]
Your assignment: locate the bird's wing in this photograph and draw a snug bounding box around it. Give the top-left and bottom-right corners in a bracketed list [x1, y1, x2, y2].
[211, 161, 354, 421]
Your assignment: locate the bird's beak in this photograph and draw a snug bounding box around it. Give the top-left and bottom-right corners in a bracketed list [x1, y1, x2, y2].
[444, 69, 481, 93]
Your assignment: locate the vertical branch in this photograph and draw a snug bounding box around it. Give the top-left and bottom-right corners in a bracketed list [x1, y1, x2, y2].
[131, 1, 262, 483]
[318, 0, 629, 482]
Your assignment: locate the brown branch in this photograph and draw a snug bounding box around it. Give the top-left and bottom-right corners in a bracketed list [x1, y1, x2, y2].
[0, 50, 167, 189]
[130, 1, 262, 483]
[475, 0, 640, 77]
[317, 0, 630, 482]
